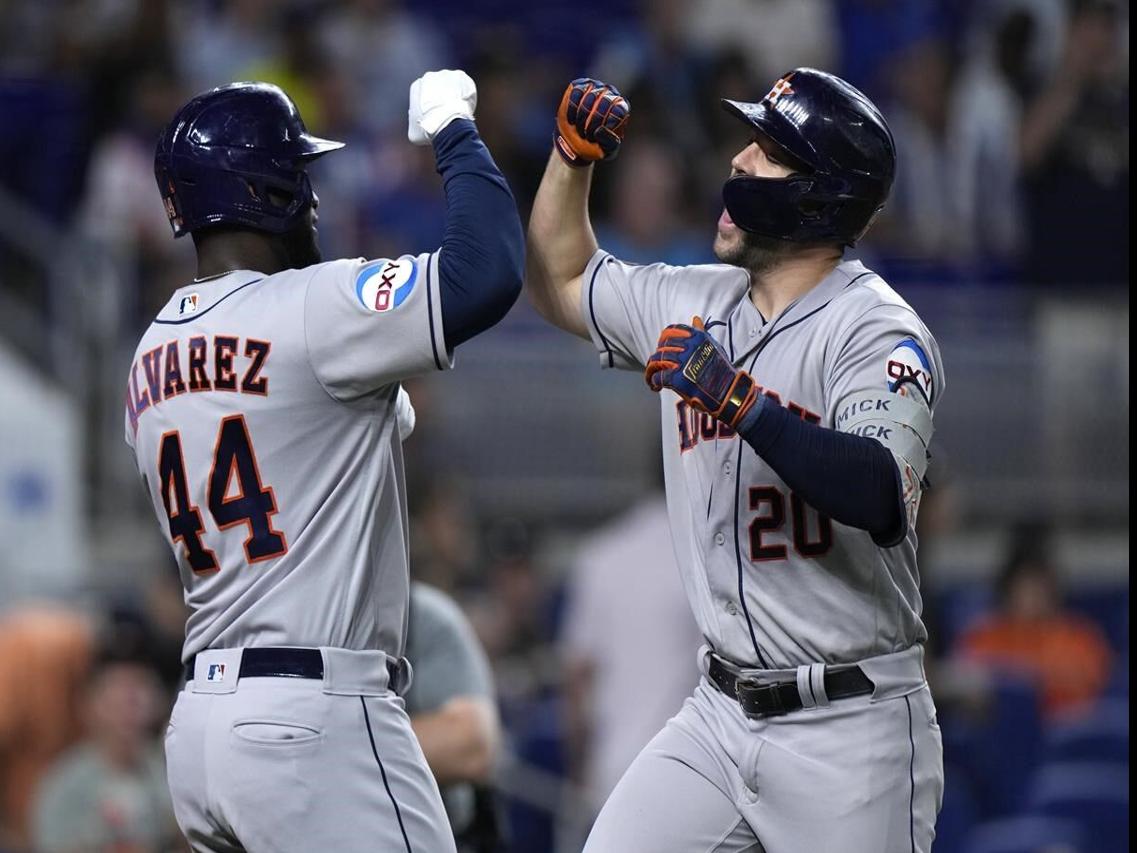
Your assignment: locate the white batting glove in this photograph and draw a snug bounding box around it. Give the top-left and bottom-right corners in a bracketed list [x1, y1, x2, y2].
[408, 70, 477, 145]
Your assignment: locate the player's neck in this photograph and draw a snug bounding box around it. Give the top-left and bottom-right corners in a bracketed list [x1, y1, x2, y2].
[194, 229, 290, 279]
[747, 249, 842, 320]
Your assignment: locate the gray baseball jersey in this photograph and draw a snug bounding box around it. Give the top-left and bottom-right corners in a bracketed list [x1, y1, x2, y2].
[581, 251, 943, 669]
[125, 252, 450, 662]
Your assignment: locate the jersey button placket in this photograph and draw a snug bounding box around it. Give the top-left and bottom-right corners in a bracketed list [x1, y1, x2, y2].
[714, 531, 726, 546]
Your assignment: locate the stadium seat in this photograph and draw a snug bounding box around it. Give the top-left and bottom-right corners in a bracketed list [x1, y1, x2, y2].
[962, 815, 1086, 853]
[935, 765, 980, 853]
[944, 672, 1043, 817]
[1028, 761, 1129, 853]
[1066, 585, 1129, 654]
[1044, 700, 1128, 763]
[1104, 654, 1128, 698]
[934, 583, 993, 651]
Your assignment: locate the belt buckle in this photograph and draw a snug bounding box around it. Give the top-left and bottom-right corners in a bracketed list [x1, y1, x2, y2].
[736, 678, 789, 719]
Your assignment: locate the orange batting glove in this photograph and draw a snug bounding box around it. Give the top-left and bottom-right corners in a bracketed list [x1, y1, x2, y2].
[554, 78, 630, 167]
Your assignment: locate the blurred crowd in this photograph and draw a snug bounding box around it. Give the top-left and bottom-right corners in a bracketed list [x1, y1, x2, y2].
[0, 1, 1129, 852]
[1, 0, 1129, 328]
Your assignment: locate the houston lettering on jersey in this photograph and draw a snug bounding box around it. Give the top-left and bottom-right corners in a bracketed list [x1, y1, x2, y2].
[126, 335, 271, 436]
[677, 384, 821, 452]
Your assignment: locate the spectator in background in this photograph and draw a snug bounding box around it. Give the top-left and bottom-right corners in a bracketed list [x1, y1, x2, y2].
[410, 482, 482, 596]
[873, 35, 966, 269]
[466, 520, 557, 708]
[319, 0, 450, 136]
[590, 0, 709, 157]
[79, 65, 195, 329]
[31, 626, 176, 853]
[405, 582, 502, 853]
[302, 64, 384, 261]
[560, 494, 701, 818]
[238, 4, 331, 132]
[595, 137, 713, 266]
[682, 0, 836, 88]
[1020, 0, 1129, 285]
[945, 2, 1036, 270]
[31, 637, 170, 851]
[0, 607, 91, 851]
[175, 0, 279, 93]
[957, 529, 1113, 720]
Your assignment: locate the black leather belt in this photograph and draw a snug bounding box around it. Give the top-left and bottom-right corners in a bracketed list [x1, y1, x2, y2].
[707, 654, 874, 719]
[185, 647, 399, 685]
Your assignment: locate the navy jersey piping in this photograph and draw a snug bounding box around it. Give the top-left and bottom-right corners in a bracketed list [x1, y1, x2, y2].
[588, 255, 618, 368]
[153, 278, 265, 325]
[360, 697, 413, 853]
[426, 251, 443, 371]
[905, 694, 916, 853]
[729, 270, 874, 667]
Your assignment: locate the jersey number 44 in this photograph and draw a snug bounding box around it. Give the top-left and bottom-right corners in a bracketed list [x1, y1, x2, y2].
[155, 414, 288, 574]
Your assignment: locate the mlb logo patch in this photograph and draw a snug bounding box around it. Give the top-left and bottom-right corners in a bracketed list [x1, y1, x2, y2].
[206, 663, 226, 682]
[179, 294, 199, 315]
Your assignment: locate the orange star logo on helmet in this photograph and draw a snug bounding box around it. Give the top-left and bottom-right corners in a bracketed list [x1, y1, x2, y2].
[766, 75, 796, 104]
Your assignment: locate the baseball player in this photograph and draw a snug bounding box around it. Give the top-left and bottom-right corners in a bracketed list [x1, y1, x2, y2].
[125, 72, 522, 852]
[527, 70, 944, 852]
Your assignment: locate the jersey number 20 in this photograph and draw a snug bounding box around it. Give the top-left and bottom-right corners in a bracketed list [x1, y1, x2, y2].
[157, 415, 287, 574]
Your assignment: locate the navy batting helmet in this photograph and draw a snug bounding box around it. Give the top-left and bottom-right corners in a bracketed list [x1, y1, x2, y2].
[720, 68, 895, 246]
[155, 82, 344, 238]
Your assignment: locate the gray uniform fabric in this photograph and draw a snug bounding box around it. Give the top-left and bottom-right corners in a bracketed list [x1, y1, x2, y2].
[165, 648, 455, 853]
[126, 253, 455, 852]
[125, 254, 448, 661]
[404, 581, 495, 835]
[578, 251, 945, 852]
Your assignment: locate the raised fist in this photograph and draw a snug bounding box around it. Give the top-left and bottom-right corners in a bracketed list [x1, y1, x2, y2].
[408, 70, 477, 146]
[554, 78, 630, 167]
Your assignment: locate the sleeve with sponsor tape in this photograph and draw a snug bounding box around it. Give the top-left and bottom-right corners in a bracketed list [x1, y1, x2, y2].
[824, 304, 944, 533]
[579, 250, 743, 371]
[304, 253, 452, 400]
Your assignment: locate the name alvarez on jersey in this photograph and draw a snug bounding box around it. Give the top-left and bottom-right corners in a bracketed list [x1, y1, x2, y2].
[126, 335, 271, 436]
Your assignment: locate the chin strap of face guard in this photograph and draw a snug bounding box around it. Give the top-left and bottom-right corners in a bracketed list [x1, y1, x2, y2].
[721, 172, 882, 246]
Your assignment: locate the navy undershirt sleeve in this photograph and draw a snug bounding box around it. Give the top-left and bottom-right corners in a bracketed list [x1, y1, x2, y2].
[736, 398, 907, 547]
[432, 119, 524, 347]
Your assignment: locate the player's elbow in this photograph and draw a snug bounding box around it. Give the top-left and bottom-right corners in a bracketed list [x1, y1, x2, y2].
[423, 697, 500, 785]
[449, 698, 500, 784]
[459, 728, 497, 784]
[476, 224, 524, 327]
[523, 248, 588, 338]
[437, 225, 523, 346]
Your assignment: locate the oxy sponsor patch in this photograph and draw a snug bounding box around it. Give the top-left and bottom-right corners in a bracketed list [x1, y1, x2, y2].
[355, 258, 417, 313]
[886, 338, 934, 404]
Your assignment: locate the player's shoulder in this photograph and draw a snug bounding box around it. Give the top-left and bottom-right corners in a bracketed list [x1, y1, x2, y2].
[832, 260, 920, 317]
[594, 250, 748, 297]
[307, 253, 433, 312]
[409, 581, 470, 633]
[828, 260, 935, 338]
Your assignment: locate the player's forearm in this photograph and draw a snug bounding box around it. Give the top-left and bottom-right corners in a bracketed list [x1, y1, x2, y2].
[525, 151, 597, 331]
[433, 119, 524, 347]
[411, 696, 500, 785]
[737, 402, 906, 545]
